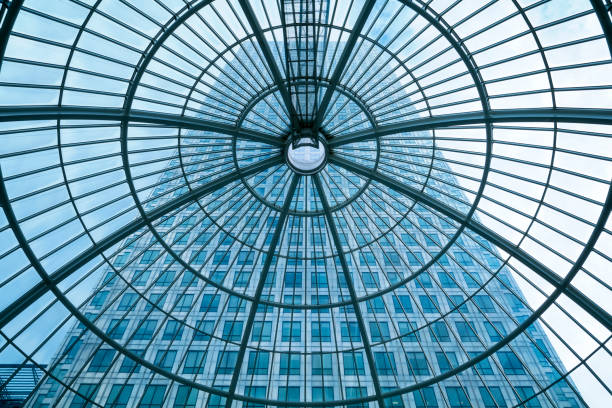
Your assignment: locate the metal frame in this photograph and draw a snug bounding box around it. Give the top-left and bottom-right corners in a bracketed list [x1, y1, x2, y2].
[0, 0, 611, 406]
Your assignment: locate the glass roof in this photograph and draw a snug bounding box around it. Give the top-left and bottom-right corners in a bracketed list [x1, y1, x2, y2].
[0, 0, 611, 407]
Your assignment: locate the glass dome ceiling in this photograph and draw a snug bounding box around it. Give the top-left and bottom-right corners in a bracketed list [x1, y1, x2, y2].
[0, 0, 611, 407]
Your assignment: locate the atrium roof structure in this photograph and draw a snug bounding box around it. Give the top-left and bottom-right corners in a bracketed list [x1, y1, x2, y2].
[0, 0, 611, 407]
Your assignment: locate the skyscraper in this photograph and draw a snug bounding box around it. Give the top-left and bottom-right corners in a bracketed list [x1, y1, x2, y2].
[1, 1, 609, 408]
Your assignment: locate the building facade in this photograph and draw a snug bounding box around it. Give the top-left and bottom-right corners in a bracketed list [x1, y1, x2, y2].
[26, 2, 584, 408]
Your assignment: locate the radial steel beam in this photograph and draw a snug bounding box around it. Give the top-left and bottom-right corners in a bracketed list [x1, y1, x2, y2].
[329, 108, 612, 147]
[312, 173, 385, 408]
[329, 155, 612, 332]
[238, 0, 300, 128]
[314, 0, 377, 130]
[0, 0, 23, 72]
[0, 155, 283, 330]
[0, 106, 283, 146]
[224, 174, 300, 408]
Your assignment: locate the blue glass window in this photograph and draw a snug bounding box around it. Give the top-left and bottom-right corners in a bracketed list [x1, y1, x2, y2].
[366, 297, 385, 313]
[280, 353, 300, 375]
[474, 295, 496, 313]
[429, 321, 451, 342]
[498, 351, 525, 375]
[133, 320, 157, 340]
[138, 384, 165, 408]
[369, 321, 390, 341]
[343, 352, 365, 375]
[174, 386, 198, 408]
[251, 321, 272, 342]
[247, 351, 269, 375]
[281, 321, 301, 342]
[153, 349, 177, 370]
[193, 320, 214, 341]
[435, 352, 457, 372]
[117, 293, 137, 311]
[399, 321, 419, 342]
[359, 251, 377, 266]
[162, 320, 184, 341]
[200, 294, 220, 312]
[222, 321, 243, 341]
[454, 251, 473, 266]
[406, 352, 429, 376]
[455, 321, 478, 342]
[516, 386, 542, 408]
[183, 351, 206, 374]
[375, 352, 397, 375]
[140, 250, 159, 264]
[312, 353, 333, 375]
[419, 295, 439, 313]
[393, 295, 413, 313]
[413, 387, 438, 408]
[479, 387, 507, 408]
[341, 321, 361, 342]
[88, 349, 115, 372]
[311, 272, 328, 288]
[106, 384, 133, 408]
[285, 272, 302, 287]
[312, 321, 331, 342]
[216, 351, 238, 374]
[445, 387, 470, 408]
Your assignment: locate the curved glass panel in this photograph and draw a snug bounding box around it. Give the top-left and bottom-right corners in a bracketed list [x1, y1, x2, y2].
[0, 1, 610, 407]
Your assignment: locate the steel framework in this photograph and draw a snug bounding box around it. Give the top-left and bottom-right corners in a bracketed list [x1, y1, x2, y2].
[0, 0, 611, 407]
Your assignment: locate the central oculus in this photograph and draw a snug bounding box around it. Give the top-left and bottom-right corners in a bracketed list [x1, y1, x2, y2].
[286, 128, 327, 174]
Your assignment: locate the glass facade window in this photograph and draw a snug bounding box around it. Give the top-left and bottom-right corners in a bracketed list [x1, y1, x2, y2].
[281, 321, 301, 342]
[498, 351, 526, 375]
[251, 321, 272, 342]
[216, 351, 238, 375]
[374, 352, 397, 376]
[154, 350, 177, 371]
[445, 387, 470, 408]
[312, 353, 333, 375]
[341, 321, 361, 342]
[138, 385, 166, 408]
[343, 352, 365, 375]
[369, 321, 390, 342]
[107, 319, 129, 340]
[406, 352, 430, 376]
[106, 384, 133, 408]
[193, 320, 214, 342]
[200, 294, 220, 312]
[174, 386, 199, 408]
[133, 320, 157, 340]
[69, 384, 99, 408]
[222, 321, 243, 341]
[345, 387, 367, 408]
[162, 321, 184, 341]
[246, 351, 269, 375]
[413, 387, 438, 408]
[88, 349, 116, 373]
[392, 295, 413, 313]
[183, 351, 207, 374]
[279, 353, 301, 376]
[479, 387, 507, 408]
[312, 321, 331, 342]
